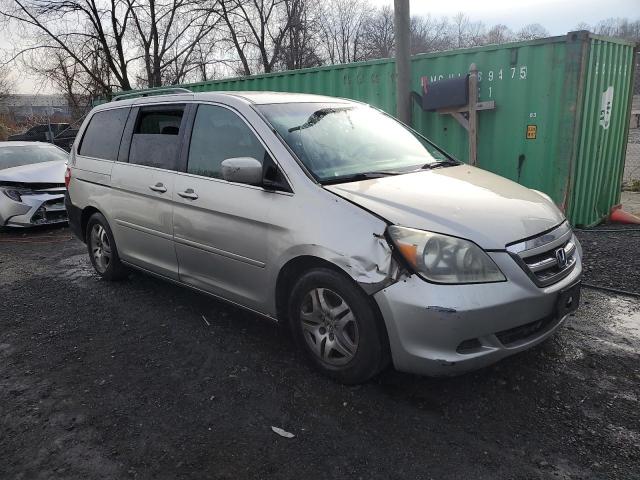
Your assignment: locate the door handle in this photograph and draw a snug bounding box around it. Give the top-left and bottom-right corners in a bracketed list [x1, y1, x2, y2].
[178, 188, 198, 200]
[149, 182, 167, 193]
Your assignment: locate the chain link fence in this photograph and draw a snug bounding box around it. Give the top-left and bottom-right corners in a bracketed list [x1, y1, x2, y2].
[623, 128, 640, 186]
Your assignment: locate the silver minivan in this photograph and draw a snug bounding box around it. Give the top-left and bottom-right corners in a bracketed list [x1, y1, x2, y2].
[65, 91, 582, 383]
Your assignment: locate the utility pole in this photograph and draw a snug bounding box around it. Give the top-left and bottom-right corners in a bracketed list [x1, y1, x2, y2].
[468, 63, 479, 166]
[394, 0, 411, 125]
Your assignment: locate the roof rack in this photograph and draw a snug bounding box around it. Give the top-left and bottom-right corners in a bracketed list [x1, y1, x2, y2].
[112, 87, 192, 102]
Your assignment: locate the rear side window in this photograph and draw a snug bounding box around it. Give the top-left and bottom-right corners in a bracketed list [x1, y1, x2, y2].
[129, 106, 184, 170]
[79, 108, 129, 160]
[187, 105, 266, 179]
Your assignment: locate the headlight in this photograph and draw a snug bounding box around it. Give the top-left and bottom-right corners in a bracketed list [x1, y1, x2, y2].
[388, 226, 506, 284]
[1, 187, 27, 203]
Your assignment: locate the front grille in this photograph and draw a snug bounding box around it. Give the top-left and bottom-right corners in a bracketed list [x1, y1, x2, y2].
[34, 184, 66, 193]
[507, 222, 577, 287]
[31, 198, 68, 224]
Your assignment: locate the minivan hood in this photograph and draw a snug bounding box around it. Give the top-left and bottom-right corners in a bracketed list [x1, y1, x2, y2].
[0, 160, 66, 185]
[325, 165, 565, 249]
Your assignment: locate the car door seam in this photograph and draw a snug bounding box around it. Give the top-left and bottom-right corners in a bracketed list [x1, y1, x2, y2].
[173, 235, 265, 268]
[115, 219, 174, 241]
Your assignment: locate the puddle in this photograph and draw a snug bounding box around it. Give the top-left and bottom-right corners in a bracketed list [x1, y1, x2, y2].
[607, 296, 640, 342]
[57, 254, 97, 285]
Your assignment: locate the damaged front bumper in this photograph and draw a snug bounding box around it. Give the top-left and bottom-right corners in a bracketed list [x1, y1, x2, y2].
[0, 191, 68, 227]
[373, 250, 583, 376]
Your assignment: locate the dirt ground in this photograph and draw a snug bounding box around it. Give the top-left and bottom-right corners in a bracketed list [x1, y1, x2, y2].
[1, 226, 639, 480]
[576, 223, 640, 294]
[621, 191, 640, 217]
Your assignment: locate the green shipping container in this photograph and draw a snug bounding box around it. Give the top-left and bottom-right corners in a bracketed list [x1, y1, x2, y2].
[126, 31, 637, 226]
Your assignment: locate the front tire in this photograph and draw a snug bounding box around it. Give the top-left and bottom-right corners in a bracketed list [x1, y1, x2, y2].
[86, 212, 128, 281]
[288, 268, 389, 384]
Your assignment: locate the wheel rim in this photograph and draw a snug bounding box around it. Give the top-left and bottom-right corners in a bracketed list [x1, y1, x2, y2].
[299, 287, 359, 366]
[90, 224, 111, 273]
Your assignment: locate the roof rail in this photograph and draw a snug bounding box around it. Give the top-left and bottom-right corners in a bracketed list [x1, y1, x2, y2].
[112, 87, 192, 102]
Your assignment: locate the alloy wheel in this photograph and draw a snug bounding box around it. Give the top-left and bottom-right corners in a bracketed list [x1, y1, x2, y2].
[90, 224, 111, 273]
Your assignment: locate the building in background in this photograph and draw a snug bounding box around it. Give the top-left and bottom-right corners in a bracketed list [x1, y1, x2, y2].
[0, 94, 71, 121]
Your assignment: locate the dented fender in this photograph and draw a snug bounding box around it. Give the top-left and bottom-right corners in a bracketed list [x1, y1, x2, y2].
[328, 233, 404, 294]
[274, 230, 404, 297]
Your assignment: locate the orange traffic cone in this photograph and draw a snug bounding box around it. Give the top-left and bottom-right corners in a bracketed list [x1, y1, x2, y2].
[610, 205, 640, 224]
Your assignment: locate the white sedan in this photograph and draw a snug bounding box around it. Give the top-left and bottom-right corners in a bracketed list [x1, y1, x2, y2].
[0, 141, 68, 228]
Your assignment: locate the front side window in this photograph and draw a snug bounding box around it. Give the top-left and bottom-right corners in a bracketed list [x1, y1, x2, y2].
[79, 108, 129, 160]
[257, 103, 451, 183]
[187, 105, 267, 179]
[128, 106, 184, 170]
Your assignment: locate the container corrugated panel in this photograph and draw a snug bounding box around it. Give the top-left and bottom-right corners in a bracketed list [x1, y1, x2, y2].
[411, 36, 581, 211]
[568, 37, 637, 225]
[183, 58, 399, 113]
[115, 32, 636, 226]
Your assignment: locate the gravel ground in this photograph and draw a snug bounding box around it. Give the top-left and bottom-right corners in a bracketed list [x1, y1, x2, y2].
[575, 224, 640, 295]
[1, 227, 639, 480]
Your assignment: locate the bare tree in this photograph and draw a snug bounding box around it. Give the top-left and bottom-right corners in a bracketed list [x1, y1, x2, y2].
[219, 0, 251, 75]
[361, 5, 394, 60]
[18, 33, 113, 117]
[0, 0, 225, 92]
[126, 0, 223, 87]
[410, 15, 453, 54]
[580, 17, 640, 95]
[320, 0, 372, 64]
[360, 10, 459, 60]
[278, 0, 323, 69]
[482, 24, 514, 45]
[516, 23, 549, 41]
[450, 12, 485, 48]
[7, 0, 631, 100]
[592, 17, 640, 39]
[0, 0, 135, 93]
[24, 51, 93, 118]
[0, 66, 13, 102]
[219, 0, 300, 75]
[170, 31, 231, 83]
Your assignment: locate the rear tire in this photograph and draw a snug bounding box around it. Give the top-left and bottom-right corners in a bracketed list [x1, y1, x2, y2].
[86, 212, 128, 281]
[288, 268, 389, 384]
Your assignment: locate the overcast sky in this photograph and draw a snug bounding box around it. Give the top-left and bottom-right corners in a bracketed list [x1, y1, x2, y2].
[376, 0, 638, 34]
[4, 0, 638, 95]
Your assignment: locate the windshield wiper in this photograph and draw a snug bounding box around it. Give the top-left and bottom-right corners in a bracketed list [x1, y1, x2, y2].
[288, 107, 351, 133]
[420, 159, 460, 170]
[320, 171, 402, 185]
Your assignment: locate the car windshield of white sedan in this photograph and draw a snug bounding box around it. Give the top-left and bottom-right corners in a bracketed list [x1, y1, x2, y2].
[257, 103, 453, 183]
[0, 145, 68, 170]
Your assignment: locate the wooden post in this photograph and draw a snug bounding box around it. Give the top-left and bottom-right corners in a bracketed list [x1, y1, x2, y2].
[433, 63, 495, 167]
[468, 63, 478, 166]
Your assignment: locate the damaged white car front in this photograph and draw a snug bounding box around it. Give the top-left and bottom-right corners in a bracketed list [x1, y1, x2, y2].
[0, 142, 68, 228]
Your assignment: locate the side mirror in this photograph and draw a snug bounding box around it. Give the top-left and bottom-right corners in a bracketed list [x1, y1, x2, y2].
[221, 157, 263, 186]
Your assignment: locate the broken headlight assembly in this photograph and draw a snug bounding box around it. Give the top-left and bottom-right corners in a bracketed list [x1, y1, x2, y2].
[1, 187, 31, 203]
[388, 226, 506, 284]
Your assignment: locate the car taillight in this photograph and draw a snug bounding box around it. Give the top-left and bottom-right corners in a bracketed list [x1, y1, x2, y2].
[64, 167, 71, 189]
